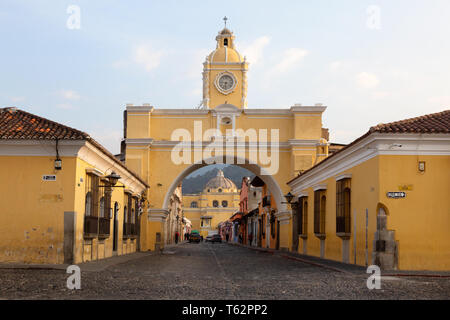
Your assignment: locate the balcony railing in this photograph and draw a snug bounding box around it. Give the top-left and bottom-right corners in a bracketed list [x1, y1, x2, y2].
[84, 216, 111, 238]
[123, 222, 138, 238]
[336, 216, 351, 234]
[98, 217, 111, 239]
[84, 216, 98, 238]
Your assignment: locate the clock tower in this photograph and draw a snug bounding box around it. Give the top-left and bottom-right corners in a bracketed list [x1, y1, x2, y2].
[202, 20, 249, 109]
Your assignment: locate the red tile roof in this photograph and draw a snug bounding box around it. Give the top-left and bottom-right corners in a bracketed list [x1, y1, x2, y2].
[288, 109, 450, 185]
[0, 107, 89, 140]
[369, 110, 450, 134]
[0, 107, 148, 187]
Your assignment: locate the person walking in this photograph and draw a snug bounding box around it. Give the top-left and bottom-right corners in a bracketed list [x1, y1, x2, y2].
[175, 231, 179, 244]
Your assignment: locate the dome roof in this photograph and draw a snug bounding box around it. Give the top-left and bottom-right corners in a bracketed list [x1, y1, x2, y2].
[208, 47, 243, 63]
[220, 28, 232, 35]
[205, 170, 236, 190]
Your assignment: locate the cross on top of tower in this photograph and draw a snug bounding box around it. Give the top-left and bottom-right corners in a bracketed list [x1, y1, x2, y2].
[223, 16, 228, 28]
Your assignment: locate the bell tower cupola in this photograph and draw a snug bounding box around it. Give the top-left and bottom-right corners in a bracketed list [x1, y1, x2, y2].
[202, 17, 249, 109]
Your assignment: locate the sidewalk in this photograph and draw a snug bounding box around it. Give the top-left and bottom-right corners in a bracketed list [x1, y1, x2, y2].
[227, 241, 450, 277]
[0, 251, 154, 272]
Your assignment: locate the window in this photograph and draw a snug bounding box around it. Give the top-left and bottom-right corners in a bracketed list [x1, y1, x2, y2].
[201, 218, 211, 227]
[298, 197, 308, 236]
[123, 193, 133, 238]
[85, 192, 92, 216]
[218, 189, 222, 192]
[213, 200, 219, 207]
[270, 212, 276, 238]
[336, 179, 351, 234]
[190, 201, 198, 208]
[222, 200, 228, 207]
[84, 173, 100, 237]
[85, 173, 99, 217]
[314, 190, 326, 235]
[99, 197, 105, 218]
[224, 38, 228, 46]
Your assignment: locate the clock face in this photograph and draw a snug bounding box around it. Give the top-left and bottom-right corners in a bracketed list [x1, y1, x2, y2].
[218, 74, 234, 91]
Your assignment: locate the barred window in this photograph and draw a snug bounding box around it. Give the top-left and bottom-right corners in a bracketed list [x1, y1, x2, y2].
[190, 201, 198, 208]
[314, 190, 326, 235]
[222, 200, 228, 207]
[85, 192, 92, 216]
[298, 197, 308, 236]
[336, 178, 351, 234]
[99, 197, 105, 218]
[85, 173, 100, 217]
[213, 200, 219, 207]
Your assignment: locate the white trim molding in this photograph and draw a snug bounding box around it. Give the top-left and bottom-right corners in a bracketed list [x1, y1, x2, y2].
[313, 184, 327, 191]
[148, 209, 169, 222]
[288, 132, 450, 194]
[335, 173, 352, 181]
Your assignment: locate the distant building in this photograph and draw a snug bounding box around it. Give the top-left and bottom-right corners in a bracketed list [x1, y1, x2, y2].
[166, 184, 183, 244]
[182, 170, 240, 238]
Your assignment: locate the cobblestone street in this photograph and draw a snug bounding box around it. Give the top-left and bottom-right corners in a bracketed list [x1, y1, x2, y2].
[0, 242, 449, 300]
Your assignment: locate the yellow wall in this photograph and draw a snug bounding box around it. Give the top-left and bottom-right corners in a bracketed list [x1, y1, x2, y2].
[378, 155, 450, 270]
[73, 158, 138, 264]
[0, 155, 77, 264]
[294, 154, 450, 271]
[297, 157, 379, 266]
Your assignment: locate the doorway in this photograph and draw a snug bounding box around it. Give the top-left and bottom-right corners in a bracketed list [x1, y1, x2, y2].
[276, 220, 280, 250]
[113, 202, 119, 254]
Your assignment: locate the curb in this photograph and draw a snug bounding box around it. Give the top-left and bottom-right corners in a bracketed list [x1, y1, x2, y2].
[226, 242, 450, 277]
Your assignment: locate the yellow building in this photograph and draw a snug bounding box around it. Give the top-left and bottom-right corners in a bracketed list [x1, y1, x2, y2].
[165, 184, 184, 245]
[288, 110, 450, 271]
[0, 107, 148, 264]
[182, 170, 240, 237]
[123, 26, 329, 252]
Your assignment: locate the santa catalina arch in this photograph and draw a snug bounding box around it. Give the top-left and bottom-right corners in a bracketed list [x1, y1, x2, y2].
[123, 26, 329, 252]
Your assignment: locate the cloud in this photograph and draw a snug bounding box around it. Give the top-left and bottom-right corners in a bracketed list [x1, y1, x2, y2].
[329, 61, 342, 72]
[10, 96, 25, 103]
[60, 90, 80, 100]
[241, 36, 271, 65]
[133, 45, 164, 72]
[270, 48, 308, 75]
[356, 72, 379, 89]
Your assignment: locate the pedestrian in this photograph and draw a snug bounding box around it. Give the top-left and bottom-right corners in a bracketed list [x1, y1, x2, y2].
[226, 233, 229, 242]
[175, 231, 179, 244]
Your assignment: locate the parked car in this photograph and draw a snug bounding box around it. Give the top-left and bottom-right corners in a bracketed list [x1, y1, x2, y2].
[211, 234, 222, 243]
[205, 235, 214, 243]
[189, 232, 201, 243]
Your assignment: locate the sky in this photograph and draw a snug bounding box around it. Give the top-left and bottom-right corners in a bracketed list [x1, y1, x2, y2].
[1, 0, 449, 154]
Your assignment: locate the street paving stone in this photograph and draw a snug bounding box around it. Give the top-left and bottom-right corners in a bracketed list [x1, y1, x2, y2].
[0, 242, 448, 300]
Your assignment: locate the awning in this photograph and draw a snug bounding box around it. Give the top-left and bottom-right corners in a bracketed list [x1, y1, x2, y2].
[229, 213, 242, 222]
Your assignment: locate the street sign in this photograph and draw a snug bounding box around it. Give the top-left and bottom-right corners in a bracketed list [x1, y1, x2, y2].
[43, 175, 56, 181]
[387, 192, 406, 199]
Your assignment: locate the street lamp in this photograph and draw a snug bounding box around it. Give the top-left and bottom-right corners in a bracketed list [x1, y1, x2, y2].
[99, 171, 124, 188]
[284, 192, 295, 204]
[106, 171, 121, 186]
[284, 192, 298, 210]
